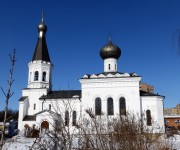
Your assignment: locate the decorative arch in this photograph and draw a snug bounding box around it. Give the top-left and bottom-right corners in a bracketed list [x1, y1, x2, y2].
[107, 97, 114, 115]
[41, 121, 49, 129]
[146, 109, 152, 126]
[95, 97, 101, 115]
[119, 97, 126, 116]
[34, 71, 39, 81]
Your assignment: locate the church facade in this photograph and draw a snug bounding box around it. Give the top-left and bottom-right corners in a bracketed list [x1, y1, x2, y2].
[18, 16, 165, 132]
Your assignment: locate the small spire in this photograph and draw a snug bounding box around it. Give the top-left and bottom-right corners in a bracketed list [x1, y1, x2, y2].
[109, 35, 111, 42]
[42, 11, 44, 23]
[108, 34, 112, 44]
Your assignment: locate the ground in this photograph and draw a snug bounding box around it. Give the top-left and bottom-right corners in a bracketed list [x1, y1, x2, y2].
[2, 134, 180, 150]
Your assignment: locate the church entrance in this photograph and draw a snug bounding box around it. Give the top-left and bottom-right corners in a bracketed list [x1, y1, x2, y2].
[41, 121, 49, 130]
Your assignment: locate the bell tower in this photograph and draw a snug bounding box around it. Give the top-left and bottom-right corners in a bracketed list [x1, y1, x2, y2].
[27, 13, 53, 90]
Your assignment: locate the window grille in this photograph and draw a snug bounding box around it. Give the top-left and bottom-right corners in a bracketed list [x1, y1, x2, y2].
[120, 97, 126, 116]
[65, 111, 69, 126]
[34, 71, 39, 81]
[42, 72, 46, 81]
[95, 98, 101, 115]
[72, 111, 76, 126]
[146, 110, 152, 126]
[107, 98, 114, 115]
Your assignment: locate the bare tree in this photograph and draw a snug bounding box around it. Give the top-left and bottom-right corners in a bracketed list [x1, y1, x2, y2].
[28, 103, 175, 150]
[0, 49, 16, 150]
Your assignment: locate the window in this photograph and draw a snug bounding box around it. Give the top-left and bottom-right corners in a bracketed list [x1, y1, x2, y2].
[115, 64, 116, 70]
[72, 111, 77, 126]
[146, 110, 152, 126]
[42, 72, 46, 81]
[49, 104, 51, 111]
[120, 97, 126, 116]
[34, 71, 39, 81]
[34, 104, 36, 110]
[65, 111, 69, 126]
[165, 120, 169, 125]
[175, 120, 180, 124]
[107, 98, 114, 115]
[109, 64, 111, 70]
[95, 98, 101, 115]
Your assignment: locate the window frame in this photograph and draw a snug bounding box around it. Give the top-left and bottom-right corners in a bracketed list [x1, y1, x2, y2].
[120, 97, 126, 116]
[72, 111, 77, 126]
[65, 110, 69, 126]
[95, 97, 102, 115]
[146, 109, 152, 126]
[34, 71, 39, 81]
[107, 97, 114, 115]
[42, 71, 46, 81]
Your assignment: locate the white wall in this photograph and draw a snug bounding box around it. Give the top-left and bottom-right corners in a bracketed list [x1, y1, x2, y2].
[80, 77, 141, 116]
[28, 61, 53, 89]
[22, 88, 48, 115]
[104, 58, 117, 72]
[141, 96, 165, 132]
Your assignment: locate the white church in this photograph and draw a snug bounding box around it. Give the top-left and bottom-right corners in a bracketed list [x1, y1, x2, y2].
[18, 16, 165, 132]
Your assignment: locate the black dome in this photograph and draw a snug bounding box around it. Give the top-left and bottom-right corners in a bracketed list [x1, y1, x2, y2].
[100, 40, 121, 59]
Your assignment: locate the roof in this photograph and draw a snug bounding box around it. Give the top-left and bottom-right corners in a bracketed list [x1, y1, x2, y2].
[140, 90, 164, 97]
[100, 40, 121, 59]
[18, 96, 28, 102]
[32, 36, 51, 62]
[39, 90, 81, 99]
[164, 115, 180, 118]
[35, 109, 61, 116]
[81, 72, 141, 79]
[23, 115, 36, 121]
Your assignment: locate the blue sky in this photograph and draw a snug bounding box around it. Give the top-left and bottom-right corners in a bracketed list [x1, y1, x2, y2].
[0, 0, 180, 110]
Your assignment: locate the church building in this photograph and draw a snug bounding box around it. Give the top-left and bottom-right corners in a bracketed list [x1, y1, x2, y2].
[18, 16, 165, 132]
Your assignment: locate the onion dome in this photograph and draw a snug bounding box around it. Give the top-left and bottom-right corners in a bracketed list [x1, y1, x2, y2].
[100, 40, 121, 60]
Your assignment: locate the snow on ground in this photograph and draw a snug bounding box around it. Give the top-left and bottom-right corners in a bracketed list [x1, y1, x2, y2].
[2, 134, 180, 150]
[168, 134, 180, 149]
[2, 135, 35, 150]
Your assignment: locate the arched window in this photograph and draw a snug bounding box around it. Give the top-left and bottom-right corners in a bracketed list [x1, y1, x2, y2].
[95, 98, 101, 115]
[120, 97, 126, 116]
[107, 97, 114, 115]
[34, 71, 39, 81]
[34, 104, 36, 110]
[146, 109, 152, 126]
[65, 111, 69, 126]
[72, 111, 76, 126]
[49, 104, 51, 111]
[109, 64, 111, 70]
[42, 72, 46, 81]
